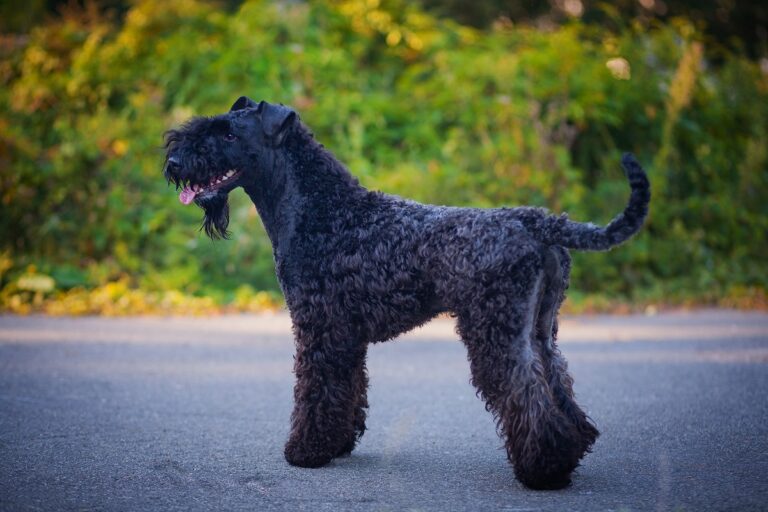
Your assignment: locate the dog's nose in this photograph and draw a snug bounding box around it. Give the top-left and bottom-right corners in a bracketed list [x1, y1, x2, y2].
[166, 155, 181, 171]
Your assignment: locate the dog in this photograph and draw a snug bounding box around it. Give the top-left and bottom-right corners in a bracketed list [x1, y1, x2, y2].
[163, 97, 650, 489]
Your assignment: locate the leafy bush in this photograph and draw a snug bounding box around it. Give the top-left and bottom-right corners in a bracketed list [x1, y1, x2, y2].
[1, 0, 766, 314]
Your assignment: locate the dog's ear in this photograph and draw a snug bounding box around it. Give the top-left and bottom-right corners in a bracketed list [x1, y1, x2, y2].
[230, 96, 259, 112]
[261, 102, 296, 145]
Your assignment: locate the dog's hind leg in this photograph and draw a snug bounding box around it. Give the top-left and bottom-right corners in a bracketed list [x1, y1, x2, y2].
[284, 329, 366, 468]
[457, 253, 583, 489]
[536, 247, 599, 457]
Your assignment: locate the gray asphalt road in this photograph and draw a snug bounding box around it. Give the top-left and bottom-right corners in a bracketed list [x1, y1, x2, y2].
[1, 311, 767, 511]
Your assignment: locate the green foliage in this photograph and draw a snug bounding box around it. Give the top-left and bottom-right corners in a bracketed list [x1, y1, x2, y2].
[1, 0, 766, 313]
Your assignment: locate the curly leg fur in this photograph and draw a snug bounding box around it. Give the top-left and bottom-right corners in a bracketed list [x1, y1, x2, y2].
[335, 348, 369, 457]
[458, 254, 586, 490]
[284, 329, 367, 468]
[536, 247, 600, 458]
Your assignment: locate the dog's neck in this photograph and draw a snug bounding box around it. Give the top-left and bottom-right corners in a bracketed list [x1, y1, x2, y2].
[284, 125, 365, 200]
[241, 150, 295, 255]
[242, 125, 366, 255]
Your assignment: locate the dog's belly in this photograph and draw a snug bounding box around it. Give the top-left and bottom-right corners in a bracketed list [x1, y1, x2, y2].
[329, 274, 446, 343]
[365, 287, 447, 343]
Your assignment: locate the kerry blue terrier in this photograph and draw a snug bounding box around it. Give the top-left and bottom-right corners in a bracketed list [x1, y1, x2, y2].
[163, 97, 650, 490]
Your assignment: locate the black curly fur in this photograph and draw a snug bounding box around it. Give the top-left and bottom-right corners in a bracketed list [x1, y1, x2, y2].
[163, 97, 650, 490]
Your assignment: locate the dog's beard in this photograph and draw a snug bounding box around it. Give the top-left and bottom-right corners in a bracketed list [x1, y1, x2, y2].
[199, 192, 231, 239]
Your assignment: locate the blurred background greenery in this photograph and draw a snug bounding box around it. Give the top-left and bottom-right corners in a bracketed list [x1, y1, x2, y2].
[0, 0, 766, 315]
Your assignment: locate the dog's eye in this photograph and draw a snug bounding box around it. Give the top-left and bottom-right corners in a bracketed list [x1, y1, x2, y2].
[223, 133, 237, 142]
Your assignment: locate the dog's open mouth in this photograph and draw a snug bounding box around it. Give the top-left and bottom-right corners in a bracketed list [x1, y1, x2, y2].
[178, 169, 242, 205]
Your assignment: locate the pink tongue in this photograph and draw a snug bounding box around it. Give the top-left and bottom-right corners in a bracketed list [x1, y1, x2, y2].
[179, 187, 197, 205]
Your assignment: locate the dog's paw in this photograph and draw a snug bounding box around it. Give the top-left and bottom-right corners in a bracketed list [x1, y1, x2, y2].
[334, 436, 357, 458]
[284, 440, 335, 468]
[516, 470, 573, 491]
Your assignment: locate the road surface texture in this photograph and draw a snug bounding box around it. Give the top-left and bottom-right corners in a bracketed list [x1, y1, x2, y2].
[1, 310, 767, 511]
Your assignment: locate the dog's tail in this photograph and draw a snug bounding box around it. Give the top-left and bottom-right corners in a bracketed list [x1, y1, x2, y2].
[530, 153, 650, 251]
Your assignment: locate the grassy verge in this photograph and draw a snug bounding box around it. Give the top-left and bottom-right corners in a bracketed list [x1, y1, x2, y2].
[2, 274, 764, 317]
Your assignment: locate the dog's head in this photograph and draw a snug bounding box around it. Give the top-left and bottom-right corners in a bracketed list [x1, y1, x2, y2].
[163, 97, 297, 238]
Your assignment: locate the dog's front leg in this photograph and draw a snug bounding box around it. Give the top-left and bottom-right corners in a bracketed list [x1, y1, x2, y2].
[284, 334, 365, 468]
